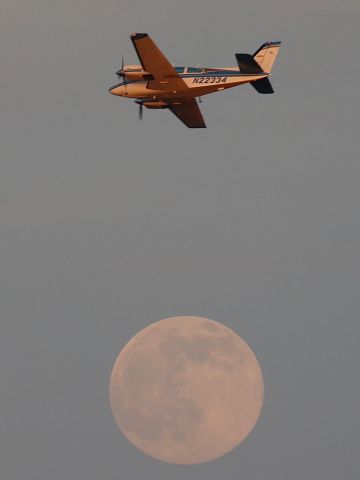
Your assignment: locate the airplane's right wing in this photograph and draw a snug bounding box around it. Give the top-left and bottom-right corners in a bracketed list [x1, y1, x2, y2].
[167, 98, 206, 128]
[130, 33, 204, 127]
[131, 33, 184, 80]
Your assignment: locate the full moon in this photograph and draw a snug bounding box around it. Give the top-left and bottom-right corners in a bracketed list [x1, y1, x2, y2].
[109, 316, 264, 464]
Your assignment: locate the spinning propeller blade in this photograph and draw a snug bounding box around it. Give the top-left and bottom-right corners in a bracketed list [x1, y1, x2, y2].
[117, 57, 125, 79]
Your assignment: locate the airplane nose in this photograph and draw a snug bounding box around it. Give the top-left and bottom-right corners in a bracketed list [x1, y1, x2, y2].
[109, 85, 129, 97]
[109, 86, 119, 95]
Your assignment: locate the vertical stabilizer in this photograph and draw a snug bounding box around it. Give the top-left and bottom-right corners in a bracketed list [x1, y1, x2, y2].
[253, 41, 281, 73]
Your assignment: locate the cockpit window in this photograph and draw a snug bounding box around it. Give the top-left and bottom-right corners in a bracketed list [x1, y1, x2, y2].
[175, 67, 185, 73]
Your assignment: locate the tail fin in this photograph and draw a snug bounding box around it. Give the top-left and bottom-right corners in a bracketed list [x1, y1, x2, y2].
[253, 41, 281, 73]
[235, 54, 263, 74]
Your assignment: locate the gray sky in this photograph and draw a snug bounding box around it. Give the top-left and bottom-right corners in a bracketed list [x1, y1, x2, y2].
[1, 1, 359, 479]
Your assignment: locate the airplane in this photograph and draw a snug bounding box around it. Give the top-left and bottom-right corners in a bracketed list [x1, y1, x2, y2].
[109, 33, 281, 128]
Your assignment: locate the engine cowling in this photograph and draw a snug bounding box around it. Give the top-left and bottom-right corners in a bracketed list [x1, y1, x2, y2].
[117, 65, 153, 81]
[125, 71, 153, 80]
[143, 101, 168, 109]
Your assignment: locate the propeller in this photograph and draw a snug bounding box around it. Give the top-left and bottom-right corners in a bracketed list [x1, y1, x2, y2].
[135, 99, 144, 120]
[117, 56, 125, 80]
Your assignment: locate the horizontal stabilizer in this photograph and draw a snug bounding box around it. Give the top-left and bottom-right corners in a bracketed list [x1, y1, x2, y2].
[250, 77, 274, 94]
[235, 54, 263, 74]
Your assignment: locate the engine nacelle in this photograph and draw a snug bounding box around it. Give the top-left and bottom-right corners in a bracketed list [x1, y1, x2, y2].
[143, 101, 169, 109]
[125, 71, 153, 80]
[117, 65, 153, 81]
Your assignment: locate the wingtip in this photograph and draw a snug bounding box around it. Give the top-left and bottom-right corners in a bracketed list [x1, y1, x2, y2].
[130, 33, 148, 40]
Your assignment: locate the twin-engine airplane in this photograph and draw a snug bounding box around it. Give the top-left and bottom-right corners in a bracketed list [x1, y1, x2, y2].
[109, 33, 281, 128]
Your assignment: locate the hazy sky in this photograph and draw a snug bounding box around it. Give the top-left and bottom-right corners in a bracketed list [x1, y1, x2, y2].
[1, 1, 359, 479]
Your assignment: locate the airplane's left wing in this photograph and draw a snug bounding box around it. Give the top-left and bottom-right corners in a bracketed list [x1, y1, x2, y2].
[167, 98, 206, 128]
[130, 33, 184, 82]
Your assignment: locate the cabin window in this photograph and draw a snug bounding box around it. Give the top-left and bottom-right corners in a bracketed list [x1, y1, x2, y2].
[175, 67, 185, 73]
[187, 67, 203, 73]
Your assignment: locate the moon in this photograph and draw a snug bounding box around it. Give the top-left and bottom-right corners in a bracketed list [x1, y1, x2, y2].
[109, 316, 264, 464]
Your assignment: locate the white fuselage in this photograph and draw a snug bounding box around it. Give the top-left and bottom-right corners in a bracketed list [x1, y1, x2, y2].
[109, 67, 268, 100]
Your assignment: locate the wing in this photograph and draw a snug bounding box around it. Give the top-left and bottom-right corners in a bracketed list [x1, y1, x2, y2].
[168, 98, 206, 128]
[130, 33, 182, 80]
